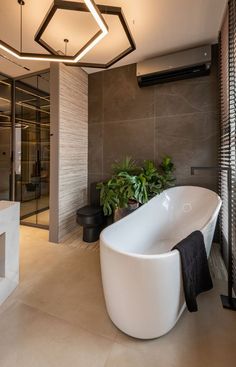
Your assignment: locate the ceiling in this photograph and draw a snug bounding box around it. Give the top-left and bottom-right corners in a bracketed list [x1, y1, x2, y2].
[0, 0, 227, 77]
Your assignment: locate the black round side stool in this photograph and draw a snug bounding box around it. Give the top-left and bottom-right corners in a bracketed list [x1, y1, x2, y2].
[76, 205, 105, 243]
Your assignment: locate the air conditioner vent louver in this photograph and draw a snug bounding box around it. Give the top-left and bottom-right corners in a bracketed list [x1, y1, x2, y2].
[137, 45, 212, 87]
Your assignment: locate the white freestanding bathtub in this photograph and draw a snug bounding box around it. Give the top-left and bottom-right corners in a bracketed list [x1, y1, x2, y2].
[100, 186, 222, 339]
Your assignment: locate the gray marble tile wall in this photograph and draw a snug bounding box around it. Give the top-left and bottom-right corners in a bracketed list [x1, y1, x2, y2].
[50, 64, 88, 243]
[88, 46, 219, 191]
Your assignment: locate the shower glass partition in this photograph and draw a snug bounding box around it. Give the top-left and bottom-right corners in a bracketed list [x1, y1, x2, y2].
[0, 70, 50, 229]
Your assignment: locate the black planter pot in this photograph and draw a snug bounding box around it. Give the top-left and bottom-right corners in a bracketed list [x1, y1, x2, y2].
[114, 201, 139, 222]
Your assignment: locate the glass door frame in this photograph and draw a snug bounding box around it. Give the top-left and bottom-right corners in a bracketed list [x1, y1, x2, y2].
[0, 69, 50, 230]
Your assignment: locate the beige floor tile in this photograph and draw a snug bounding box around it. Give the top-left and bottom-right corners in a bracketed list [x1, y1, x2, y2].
[105, 342, 168, 367]
[14, 226, 118, 341]
[0, 302, 113, 367]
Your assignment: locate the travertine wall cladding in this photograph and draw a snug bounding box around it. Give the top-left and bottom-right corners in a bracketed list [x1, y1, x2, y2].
[50, 63, 88, 243]
[88, 45, 219, 191]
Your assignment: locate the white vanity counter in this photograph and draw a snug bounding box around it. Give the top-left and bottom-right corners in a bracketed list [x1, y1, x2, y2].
[0, 201, 20, 305]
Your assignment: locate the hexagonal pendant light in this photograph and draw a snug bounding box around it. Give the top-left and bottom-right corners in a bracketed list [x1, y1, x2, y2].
[0, 0, 136, 68]
[0, 0, 109, 63]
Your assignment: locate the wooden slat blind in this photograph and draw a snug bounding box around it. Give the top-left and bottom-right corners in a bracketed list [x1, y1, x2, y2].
[219, 0, 236, 291]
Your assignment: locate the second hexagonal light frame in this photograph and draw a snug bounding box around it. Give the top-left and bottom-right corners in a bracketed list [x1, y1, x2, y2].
[34, 0, 109, 62]
[36, 2, 136, 69]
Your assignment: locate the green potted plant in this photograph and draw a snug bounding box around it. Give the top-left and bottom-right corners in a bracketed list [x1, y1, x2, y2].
[97, 156, 175, 220]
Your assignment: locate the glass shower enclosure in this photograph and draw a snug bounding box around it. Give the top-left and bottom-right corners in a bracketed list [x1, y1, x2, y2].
[0, 70, 50, 229]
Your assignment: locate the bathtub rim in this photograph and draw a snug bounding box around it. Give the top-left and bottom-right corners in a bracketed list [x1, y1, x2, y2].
[100, 186, 222, 260]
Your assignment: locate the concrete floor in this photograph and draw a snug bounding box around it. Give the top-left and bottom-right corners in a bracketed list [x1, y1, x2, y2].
[0, 226, 235, 366]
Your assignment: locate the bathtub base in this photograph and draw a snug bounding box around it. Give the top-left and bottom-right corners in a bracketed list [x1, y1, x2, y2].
[109, 303, 187, 340]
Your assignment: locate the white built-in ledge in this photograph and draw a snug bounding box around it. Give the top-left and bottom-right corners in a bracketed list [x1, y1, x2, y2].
[0, 201, 20, 305]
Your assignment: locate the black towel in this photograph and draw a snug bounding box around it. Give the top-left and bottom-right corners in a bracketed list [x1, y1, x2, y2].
[172, 231, 213, 312]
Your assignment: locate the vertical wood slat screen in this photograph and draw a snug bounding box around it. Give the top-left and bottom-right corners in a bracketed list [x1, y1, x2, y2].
[219, 0, 236, 291]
